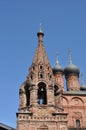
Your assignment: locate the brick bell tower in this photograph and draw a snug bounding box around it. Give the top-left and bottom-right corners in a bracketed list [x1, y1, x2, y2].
[16, 25, 68, 130]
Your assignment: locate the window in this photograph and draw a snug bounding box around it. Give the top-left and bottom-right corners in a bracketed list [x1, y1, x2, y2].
[31, 74, 33, 80]
[54, 85, 59, 96]
[33, 66, 35, 70]
[50, 75, 52, 79]
[38, 82, 47, 105]
[40, 74, 43, 78]
[40, 65, 42, 69]
[76, 119, 80, 128]
[38, 73, 43, 78]
[24, 84, 30, 107]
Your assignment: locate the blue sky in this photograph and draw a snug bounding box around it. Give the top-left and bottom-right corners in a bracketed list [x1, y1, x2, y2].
[0, 0, 86, 128]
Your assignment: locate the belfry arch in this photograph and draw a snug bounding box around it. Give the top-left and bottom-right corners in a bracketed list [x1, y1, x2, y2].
[24, 83, 30, 107]
[37, 82, 47, 105]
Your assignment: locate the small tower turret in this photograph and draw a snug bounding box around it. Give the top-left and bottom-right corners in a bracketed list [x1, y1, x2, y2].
[64, 50, 80, 91]
[80, 74, 86, 91]
[53, 53, 64, 90]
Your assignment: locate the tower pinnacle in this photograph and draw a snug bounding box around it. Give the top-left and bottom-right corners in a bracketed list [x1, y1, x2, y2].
[68, 49, 72, 64]
[37, 24, 44, 42]
[56, 53, 59, 66]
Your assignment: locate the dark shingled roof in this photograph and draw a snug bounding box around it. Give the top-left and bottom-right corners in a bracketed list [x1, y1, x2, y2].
[0, 123, 16, 130]
[63, 90, 86, 96]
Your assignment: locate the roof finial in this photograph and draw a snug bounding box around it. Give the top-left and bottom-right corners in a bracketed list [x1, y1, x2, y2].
[53, 52, 63, 73]
[56, 52, 59, 66]
[68, 49, 72, 64]
[39, 23, 43, 33]
[80, 73, 85, 86]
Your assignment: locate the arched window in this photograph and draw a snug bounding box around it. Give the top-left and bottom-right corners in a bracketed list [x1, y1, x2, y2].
[54, 85, 59, 96]
[76, 119, 80, 128]
[40, 65, 43, 69]
[38, 82, 47, 105]
[40, 73, 43, 78]
[31, 74, 33, 80]
[38, 73, 43, 79]
[33, 66, 35, 70]
[24, 83, 30, 107]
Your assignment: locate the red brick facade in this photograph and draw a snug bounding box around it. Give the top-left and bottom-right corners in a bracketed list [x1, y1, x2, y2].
[16, 29, 86, 130]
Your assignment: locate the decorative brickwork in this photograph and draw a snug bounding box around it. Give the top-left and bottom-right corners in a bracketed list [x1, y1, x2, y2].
[62, 94, 86, 128]
[65, 74, 80, 91]
[16, 28, 86, 130]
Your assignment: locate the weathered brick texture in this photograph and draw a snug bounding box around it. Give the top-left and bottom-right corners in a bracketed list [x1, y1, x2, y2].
[17, 30, 86, 130]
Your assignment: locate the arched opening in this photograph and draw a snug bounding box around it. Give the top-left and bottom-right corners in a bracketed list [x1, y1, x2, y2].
[24, 83, 30, 107]
[40, 73, 43, 78]
[54, 85, 59, 96]
[31, 74, 33, 80]
[40, 65, 43, 69]
[38, 82, 47, 105]
[76, 119, 80, 128]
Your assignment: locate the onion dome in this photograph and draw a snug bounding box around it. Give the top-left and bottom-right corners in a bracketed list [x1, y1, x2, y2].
[64, 64, 80, 76]
[53, 53, 63, 74]
[64, 50, 80, 76]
